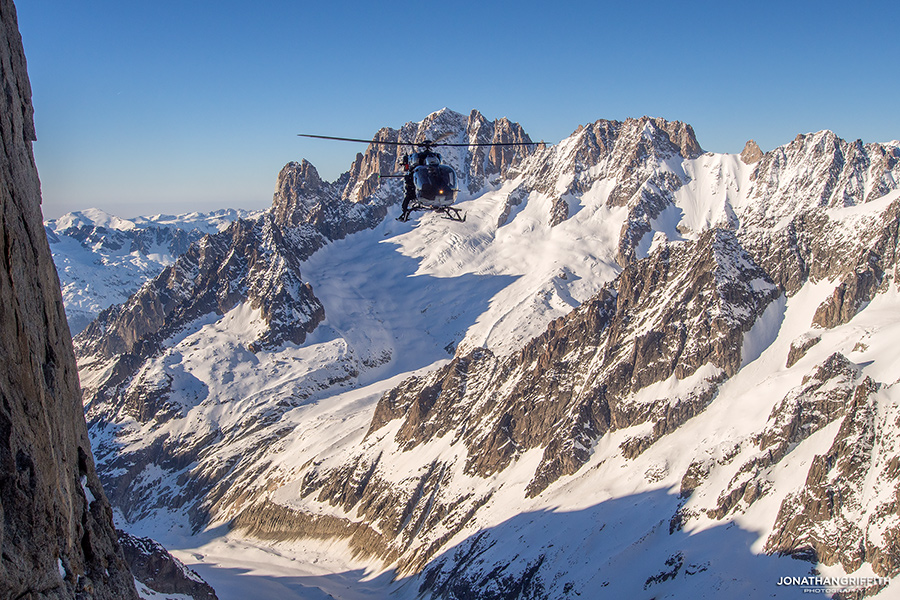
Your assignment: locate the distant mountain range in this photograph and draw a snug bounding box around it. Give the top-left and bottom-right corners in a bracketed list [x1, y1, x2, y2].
[45, 208, 258, 333]
[50, 108, 900, 599]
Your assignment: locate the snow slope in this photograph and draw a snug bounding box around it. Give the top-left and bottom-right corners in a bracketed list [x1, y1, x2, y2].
[64, 112, 900, 599]
[45, 208, 257, 333]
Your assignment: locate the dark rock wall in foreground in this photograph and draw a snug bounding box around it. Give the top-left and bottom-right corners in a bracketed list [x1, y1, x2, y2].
[0, 1, 139, 598]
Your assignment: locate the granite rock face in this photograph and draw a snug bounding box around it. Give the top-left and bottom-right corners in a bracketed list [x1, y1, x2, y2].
[0, 2, 139, 598]
[742, 131, 900, 229]
[118, 531, 218, 600]
[333, 108, 534, 201]
[740, 139, 764, 164]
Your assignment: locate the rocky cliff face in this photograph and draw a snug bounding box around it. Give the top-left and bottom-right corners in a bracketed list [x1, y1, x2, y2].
[0, 2, 139, 598]
[334, 108, 534, 202]
[510, 116, 702, 263]
[742, 130, 900, 229]
[68, 103, 900, 598]
[741, 139, 764, 164]
[118, 531, 218, 600]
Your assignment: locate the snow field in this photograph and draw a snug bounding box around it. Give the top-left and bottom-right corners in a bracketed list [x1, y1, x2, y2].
[72, 123, 900, 598]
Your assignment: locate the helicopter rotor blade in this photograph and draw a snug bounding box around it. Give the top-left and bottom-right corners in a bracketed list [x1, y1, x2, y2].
[430, 141, 541, 147]
[430, 131, 456, 145]
[297, 134, 409, 146]
[299, 133, 544, 149]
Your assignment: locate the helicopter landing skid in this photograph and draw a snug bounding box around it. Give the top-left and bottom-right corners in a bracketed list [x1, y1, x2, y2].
[398, 204, 466, 223]
[438, 206, 466, 222]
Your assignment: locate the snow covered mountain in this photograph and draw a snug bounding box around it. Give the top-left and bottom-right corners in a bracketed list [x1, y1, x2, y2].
[66, 108, 900, 598]
[45, 208, 256, 334]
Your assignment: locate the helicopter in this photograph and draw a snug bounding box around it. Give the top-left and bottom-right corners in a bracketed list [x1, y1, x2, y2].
[298, 133, 538, 222]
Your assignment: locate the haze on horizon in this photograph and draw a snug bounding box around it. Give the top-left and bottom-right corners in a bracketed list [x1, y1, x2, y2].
[15, 0, 900, 220]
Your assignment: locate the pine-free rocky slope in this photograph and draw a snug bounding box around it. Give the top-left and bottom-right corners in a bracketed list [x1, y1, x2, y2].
[0, 2, 139, 597]
[69, 108, 900, 598]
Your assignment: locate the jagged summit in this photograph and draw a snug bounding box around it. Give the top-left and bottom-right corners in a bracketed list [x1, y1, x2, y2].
[742, 129, 900, 229]
[741, 139, 764, 164]
[54, 109, 900, 598]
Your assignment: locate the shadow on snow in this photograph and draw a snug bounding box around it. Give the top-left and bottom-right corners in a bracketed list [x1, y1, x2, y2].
[192, 488, 823, 600]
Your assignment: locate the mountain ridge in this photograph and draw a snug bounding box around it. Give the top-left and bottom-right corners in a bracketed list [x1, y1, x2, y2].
[46, 208, 256, 334]
[62, 108, 900, 598]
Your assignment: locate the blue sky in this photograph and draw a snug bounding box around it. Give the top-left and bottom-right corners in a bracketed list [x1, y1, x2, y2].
[16, 0, 900, 219]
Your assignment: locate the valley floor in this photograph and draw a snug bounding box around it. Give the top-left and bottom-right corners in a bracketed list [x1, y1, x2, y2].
[170, 536, 395, 600]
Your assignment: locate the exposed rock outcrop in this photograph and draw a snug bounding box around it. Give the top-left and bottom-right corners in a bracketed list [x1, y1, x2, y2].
[335, 108, 534, 202]
[712, 353, 864, 519]
[786, 333, 821, 368]
[462, 109, 534, 193]
[812, 259, 884, 328]
[118, 531, 218, 600]
[512, 116, 702, 264]
[740, 139, 764, 164]
[743, 131, 900, 229]
[0, 2, 139, 598]
[273, 159, 388, 239]
[764, 376, 889, 573]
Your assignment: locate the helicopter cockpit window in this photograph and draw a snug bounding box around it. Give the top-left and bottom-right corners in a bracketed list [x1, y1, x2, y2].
[425, 154, 440, 165]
